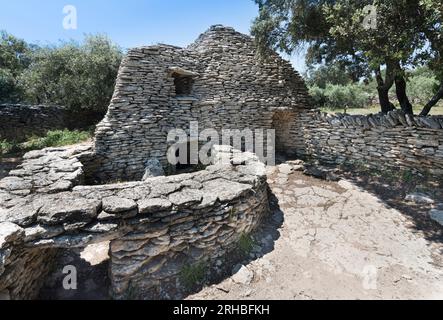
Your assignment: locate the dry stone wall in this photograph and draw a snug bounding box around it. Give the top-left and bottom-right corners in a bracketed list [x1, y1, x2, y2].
[0, 104, 104, 142]
[0, 223, 58, 300]
[293, 110, 443, 176]
[0, 105, 67, 142]
[4, 23, 443, 300]
[94, 25, 311, 182]
[0, 144, 269, 299]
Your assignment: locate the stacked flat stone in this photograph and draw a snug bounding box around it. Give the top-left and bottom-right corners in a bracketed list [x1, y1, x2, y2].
[0, 104, 104, 142]
[0, 144, 269, 299]
[0, 104, 66, 141]
[292, 110, 443, 175]
[93, 25, 312, 183]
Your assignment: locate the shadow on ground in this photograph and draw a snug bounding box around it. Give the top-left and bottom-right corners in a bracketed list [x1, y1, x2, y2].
[180, 190, 284, 299]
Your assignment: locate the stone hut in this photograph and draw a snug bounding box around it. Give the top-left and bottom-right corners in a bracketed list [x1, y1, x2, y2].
[93, 25, 312, 182]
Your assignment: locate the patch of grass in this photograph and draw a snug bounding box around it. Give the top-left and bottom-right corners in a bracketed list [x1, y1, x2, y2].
[1, 129, 92, 158]
[237, 233, 255, 255]
[0, 139, 19, 157]
[180, 262, 208, 290]
[23, 129, 92, 150]
[402, 170, 415, 183]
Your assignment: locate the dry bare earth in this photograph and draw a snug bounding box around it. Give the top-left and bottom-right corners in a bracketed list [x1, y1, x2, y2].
[189, 162, 443, 300]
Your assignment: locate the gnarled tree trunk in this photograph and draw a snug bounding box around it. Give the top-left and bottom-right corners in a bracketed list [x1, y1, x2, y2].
[395, 75, 414, 115]
[420, 83, 443, 116]
[375, 66, 396, 114]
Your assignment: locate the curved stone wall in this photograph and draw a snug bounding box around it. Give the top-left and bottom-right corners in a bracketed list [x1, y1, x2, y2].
[0, 144, 269, 299]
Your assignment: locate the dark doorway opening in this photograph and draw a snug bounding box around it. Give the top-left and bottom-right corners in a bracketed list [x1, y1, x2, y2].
[272, 111, 296, 154]
[173, 74, 194, 96]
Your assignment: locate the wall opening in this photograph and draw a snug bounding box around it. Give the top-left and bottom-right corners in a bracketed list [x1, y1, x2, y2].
[173, 141, 206, 174]
[38, 242, 111, 300]
[173, 73, 194, 96]
[272, 111, 296, 153]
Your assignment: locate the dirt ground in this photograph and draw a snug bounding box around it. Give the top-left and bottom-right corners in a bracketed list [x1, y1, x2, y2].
[189, 161, 443, 300]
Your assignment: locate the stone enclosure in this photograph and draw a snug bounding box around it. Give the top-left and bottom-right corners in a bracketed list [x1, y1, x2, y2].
[1, 25, 443, 300]
[0, 144, 269, 299]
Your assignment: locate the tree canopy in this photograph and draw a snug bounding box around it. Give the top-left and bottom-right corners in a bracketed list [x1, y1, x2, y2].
[252, 0, 443, 115]
[0, 32, 123, 113]
[0, 31, 30, 102]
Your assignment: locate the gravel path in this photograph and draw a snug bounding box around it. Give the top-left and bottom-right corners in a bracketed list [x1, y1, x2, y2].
[189, 161, 443, 300]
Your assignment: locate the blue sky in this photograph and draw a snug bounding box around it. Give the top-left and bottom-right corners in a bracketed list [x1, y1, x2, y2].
[0, 0, 306, 72]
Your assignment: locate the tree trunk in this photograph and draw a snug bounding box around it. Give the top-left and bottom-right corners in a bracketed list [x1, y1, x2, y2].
[377, 87, 395, 113]
[420, 83, 443, 116]
[395, 75, 414, 115]
[375, 65, 395, 114]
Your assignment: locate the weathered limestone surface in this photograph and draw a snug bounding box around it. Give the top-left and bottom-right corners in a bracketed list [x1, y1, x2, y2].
[1, 24, 443, 301]
[0, 105, 66, 142]
[0, 104, 103, 142]
[93, 25, 311, 182]
[293, 110, 443, 175]
[0, 144, 269, 299]
[0, 222, 58, 300]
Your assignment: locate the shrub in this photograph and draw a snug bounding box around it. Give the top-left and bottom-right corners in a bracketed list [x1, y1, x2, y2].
[408, 74, 439, 106]
[180, 262, 207, 289]
[0, 139, 16, 156]
[19, 35, 123, 113]
[309, 85, 327, 107]
[238, 233, 256, 255]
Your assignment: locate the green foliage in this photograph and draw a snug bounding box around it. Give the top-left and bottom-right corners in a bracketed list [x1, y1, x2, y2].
[180, 262, 208, 289]
[23, 130, 91, 150]
[311, 66, 442, 112]
[18, 35, 123, 112]
[0, 69, 19, 102]
[0, 139, 18, 157]
[305, 63, 353, 88]
[309, 83, 371, 109]
[238, 233, 255, 255]
[1, 130, 91, 157]
[407, 67, 439, 105]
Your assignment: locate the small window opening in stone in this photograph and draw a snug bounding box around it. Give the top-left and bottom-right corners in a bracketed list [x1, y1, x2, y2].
[173, 73, 194, 96]
[174, 141, 205, 174]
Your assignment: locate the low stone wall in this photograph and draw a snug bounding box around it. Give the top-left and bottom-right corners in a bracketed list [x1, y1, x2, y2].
[0, 105, 66, 141]
[0, 104, 104, 142]
[109, 164, 269, 299]
[0, 144, 269, 299]
[0, 223, 58, 300]
[294, 110, 443, 176]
